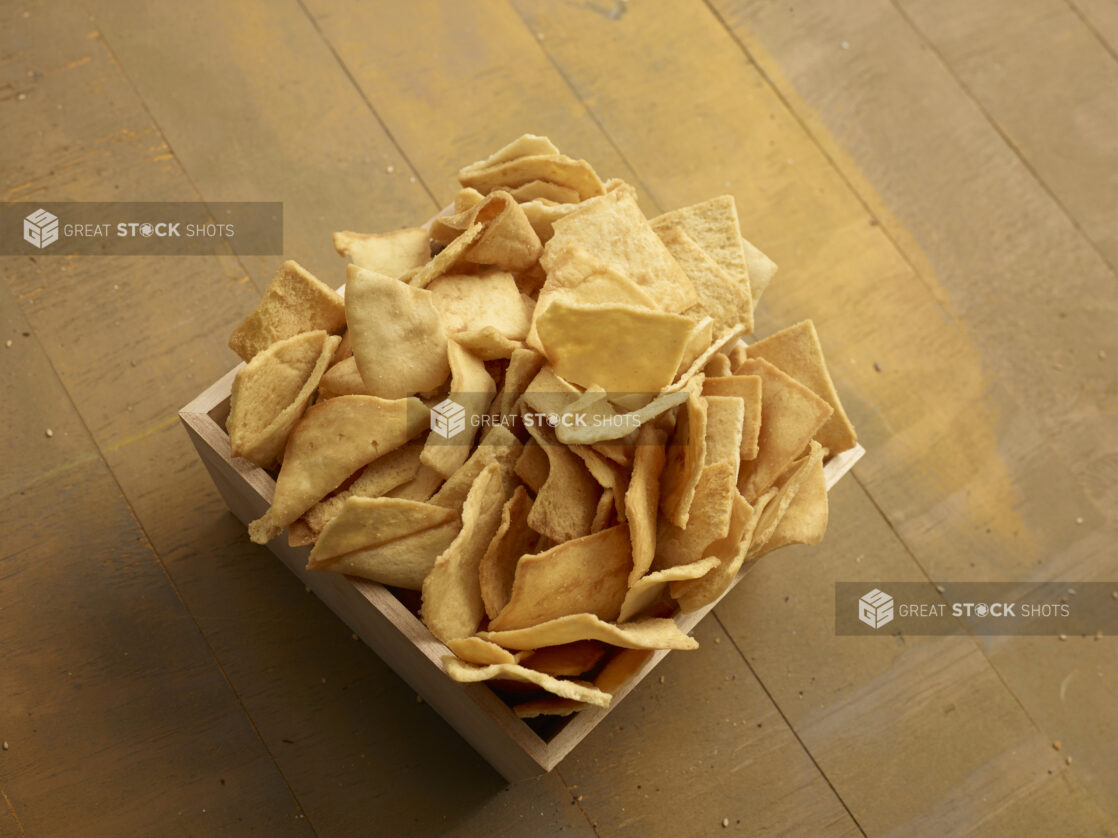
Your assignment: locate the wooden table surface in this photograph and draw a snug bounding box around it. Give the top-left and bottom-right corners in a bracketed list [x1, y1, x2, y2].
[2, 1, 1115, 835]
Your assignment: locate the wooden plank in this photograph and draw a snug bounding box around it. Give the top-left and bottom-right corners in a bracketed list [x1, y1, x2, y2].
[0, 281, 97, 499]
[896, 0, 1118, 272]
[501, 0, 1118, 831]
[82, 0, 438, 290]
[298, 0, 650, 206]
[711, 0, 1118, 518]
[557, 619, 861, 838]
[1069, 0, 1118, 59]
[0, 460, 312, 836]
[703, 1, 1118, 824]
[721, 478, 1118, 835]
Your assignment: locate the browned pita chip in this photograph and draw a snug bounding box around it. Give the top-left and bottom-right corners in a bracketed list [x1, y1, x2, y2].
[702, 374, 762, 460]
[520, 641, 605, 676]
[316, 355, 367, 400]
[307, 497, 457, 568]
[332, 227, 430, 276]
[659, 376, 707, 528]
[229, 261, 346, 362]
[248, 395, 428, 543]
[460, 154, 605, 202]
[524, 422, 601, 543]
[483, 613, 697, 651]
[745, 320, 857, 455]
[735, 358, 833, 502]
[422, 463, 506, 642]
[488, 525, 632, 630]
[619, 556, 721, 622]
[625, 424, 667, 584]
[478, 485, 536, 620]
[227, 330, 340, 467]
[420, 340, 496, 478]
[655, 461, 737, 569]
[302, 445, 423, 539]
[753, 453, 828, 558]
[543, 187, 698, 312]
[346, 265, 450, 397]
[442, 657, 611, 707]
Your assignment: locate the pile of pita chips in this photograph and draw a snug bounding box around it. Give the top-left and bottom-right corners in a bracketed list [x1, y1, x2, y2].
[222, 134, 857, 720]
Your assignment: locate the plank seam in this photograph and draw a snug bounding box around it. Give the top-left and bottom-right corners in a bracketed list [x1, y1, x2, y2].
[294, 0, 442, 213]
[888, 0, 1118, 280]
[1064, 0, 1118, 65]
[43, 5, 324, 833]
[712, 613, 868, 837]
[504, 0, 666, 214]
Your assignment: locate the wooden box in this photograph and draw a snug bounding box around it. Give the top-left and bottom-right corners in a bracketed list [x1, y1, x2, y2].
[180, 363, 863, 781]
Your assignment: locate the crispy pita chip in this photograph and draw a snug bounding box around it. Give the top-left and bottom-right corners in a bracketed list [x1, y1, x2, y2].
[751, 447, 828, 559]
[227, 330, 340, 467]
[655, 461, 738, 569]
[482, 613, 697, 651]
[745, 320, 857, 455]
[442, 657, 612, 707]
[454, 186, 485, 213]
[287, 519, 315, 548]
[307, 497, 457, 567]
[428, 271, 530, 339]
[459, 154, 605, 202]
[591, 488, 615, 533]
[656, 224, 753, 336]
[659, 377, 707, 528]
[316, 519, 461, 589]
[619, 556, 721, 622]
[728, 342, 748, 370]
[625, 424, 667, 584]
[385, 464, 445, 502]
[346, 265, 450, 397]
[302, 445, 423, 539]
[488, 524, 631, 631]
[555, 388, 689, 446]
[429, 425, 522, 512]
[452, 327, 523, 360]
[408, 222, 485, 290]
[748, 441, 825, 559]
[316, 355, 367, 400]
[520, 641, 606, 676]
[702, 374, 762, 460]
[514, 440, 550, 493]
[507, 180, 580, 204]
[446, 636, 521, 666]
[331, 329, 353, 365]
[519, 199, 578, 243]
[248, 395, 428, 543]
[332, 227, 430, 277]
[735, 358, 833, 502]
[421, 464, 506, 642]
[671, 490, 771, 613]
[544, 187, 697, 312]
[492, 347, 544, 419]
[229, 261, 346, 362]
[742, 236, 778, 304]
[651, 194, 752, 306]
[429, 191, 543, 271]
[459, 134, 561, 175]
[704, 352, 733, 378]
[524, 422, 601, 543]
[595, 648, 654, 693]
[535, 299, 695, 392]
[478, 486, 536, 620]
[420, 340, 496, 478]
[703, 395, 745, 480]
[527, 244, 659, 352]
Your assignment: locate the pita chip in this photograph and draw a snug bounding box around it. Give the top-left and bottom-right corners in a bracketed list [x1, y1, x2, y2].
[227, 330, 340, 467]
[332, 227, 430, 277]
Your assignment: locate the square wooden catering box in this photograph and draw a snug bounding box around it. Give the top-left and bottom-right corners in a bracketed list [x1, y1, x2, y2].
[180, 362, 864, 781]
